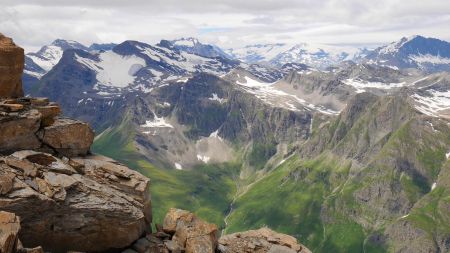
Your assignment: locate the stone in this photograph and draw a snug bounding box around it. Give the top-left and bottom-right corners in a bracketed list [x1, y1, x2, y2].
[0, 211, 21, 253]
[0, 153, 151, 252]
[37, 118, 94, 157]
[34, 105, 60, 127]
[0, 110, 41, 154]
[218, 228, 311, 253]
[0, 170, 15, 194]
[162, 209, 217, 253]
[18, 246, 45, 253]
[0, 103, 24, 112]
[0, 33, 24, 98]
[30, 98, 49, 106]
[132, 238, 151, 253]
[163, 208, 195, 234]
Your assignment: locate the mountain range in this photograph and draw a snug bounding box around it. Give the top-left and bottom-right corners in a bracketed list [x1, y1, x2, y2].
[23, 35, 450, 253]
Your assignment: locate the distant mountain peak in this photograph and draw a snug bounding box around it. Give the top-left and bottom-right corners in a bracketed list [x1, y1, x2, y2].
[50, 39, 87, 51]
[366, 35, 450, 72]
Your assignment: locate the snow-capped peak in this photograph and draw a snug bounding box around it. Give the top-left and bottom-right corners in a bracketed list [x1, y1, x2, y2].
[172, 37, 200, 47]
[378, 35, 421, 55]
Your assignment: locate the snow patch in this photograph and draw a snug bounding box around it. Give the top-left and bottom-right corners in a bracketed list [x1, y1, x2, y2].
[411, 90, 450, 117]
[76, 51, 146, 88]
[236, 76, 339, 115]
[174, 163, 183, 170]
[343, 78, 407, 93]
[197, 155, 211, 163]
[208, 93, 226, 103]
[410, 54, 450, 65]
[209, 130, 223, 141]
[141, 114, 174, 129]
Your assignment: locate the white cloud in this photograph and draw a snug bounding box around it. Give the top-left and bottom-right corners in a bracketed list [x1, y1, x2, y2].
[0, 0, 450, 51]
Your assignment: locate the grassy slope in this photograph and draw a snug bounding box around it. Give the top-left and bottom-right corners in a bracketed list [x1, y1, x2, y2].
[224, 153, 367, 252]
[91, 115, 239, 227]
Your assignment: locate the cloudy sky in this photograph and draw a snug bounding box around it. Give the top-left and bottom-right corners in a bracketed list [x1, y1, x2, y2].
[1, 0, 450, 52]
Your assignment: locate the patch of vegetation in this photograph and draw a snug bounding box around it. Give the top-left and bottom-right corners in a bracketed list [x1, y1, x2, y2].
[247, 141, 276, 170]
[92, 115, 239, 227]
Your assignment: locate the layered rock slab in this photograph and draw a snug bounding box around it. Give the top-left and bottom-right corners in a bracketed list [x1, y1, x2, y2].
[0, 34, 24, 98]
[218, 228, 311, 253]
[0, 151, 151, 252]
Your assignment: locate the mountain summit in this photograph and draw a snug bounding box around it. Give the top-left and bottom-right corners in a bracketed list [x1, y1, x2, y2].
[366, 35, 450, 71]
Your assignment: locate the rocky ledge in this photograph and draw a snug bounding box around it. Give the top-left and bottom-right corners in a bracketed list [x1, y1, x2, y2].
[0, 97, 93, 156]
[0, 34, 24, 98]
[0, 151, 151, 252]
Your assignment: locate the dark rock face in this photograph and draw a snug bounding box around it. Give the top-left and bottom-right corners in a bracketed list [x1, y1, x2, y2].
[0, 34, 24, 98]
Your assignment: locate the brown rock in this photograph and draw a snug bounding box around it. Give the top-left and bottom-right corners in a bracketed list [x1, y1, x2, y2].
[163, 208, 195, 234]
[218, 228, 311, 253]
[0, 153, 151, 252]
[0, 33, 24, 98]
[0, 109, 41, 154]
[0, 211, 21, 253]
[0, 103, 24, 112]
[30, 98, 49, 106]
[37, 118, 94, 157]
[162, 209, 217, 253]
[34, 105, 60, 127]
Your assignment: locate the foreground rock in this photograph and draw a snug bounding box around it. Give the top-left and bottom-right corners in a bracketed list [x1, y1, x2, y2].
[121, 208, 218, 253]
[0, 97, 93, 156]
[0, 151, 151, 252]
[0, 34, 24, 98]
[0, 211, 20, 253]
[120, 209, 311, 253]
[218, 228, 311, 253]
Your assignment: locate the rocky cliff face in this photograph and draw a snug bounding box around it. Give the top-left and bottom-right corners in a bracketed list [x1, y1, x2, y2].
[0, 34, 24, 98]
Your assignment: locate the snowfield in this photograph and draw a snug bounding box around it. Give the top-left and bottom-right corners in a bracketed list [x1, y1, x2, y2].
[236, 75, 339, 115]
[343, 78, 407, 93]
[76, 51, 146, 88]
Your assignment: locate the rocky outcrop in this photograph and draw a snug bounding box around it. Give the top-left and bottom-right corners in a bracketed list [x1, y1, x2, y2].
[0, 97, 93, 157]
[218, 228, 311, 253]
[0, 34, 24, 98]
[0, 151, 151, 252]
[119, 208, 218, 253]
[119, 209, 311, 253]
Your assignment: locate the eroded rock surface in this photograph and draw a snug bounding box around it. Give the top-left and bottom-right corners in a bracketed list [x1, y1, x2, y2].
[0, 34, 24, 98]
[0, 151, 151, 252]
[0, 211, 20, 253]
[0, 97, 93, 157]
[218, 228, 311, 253]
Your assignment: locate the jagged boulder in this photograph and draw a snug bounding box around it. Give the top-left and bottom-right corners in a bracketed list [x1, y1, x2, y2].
[0, 151, 151, 252]
[37, 118, 94, 157]
[163, 208, 218, 253]
[0, 34, 24, 98]
[218, 228, 311, 253]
